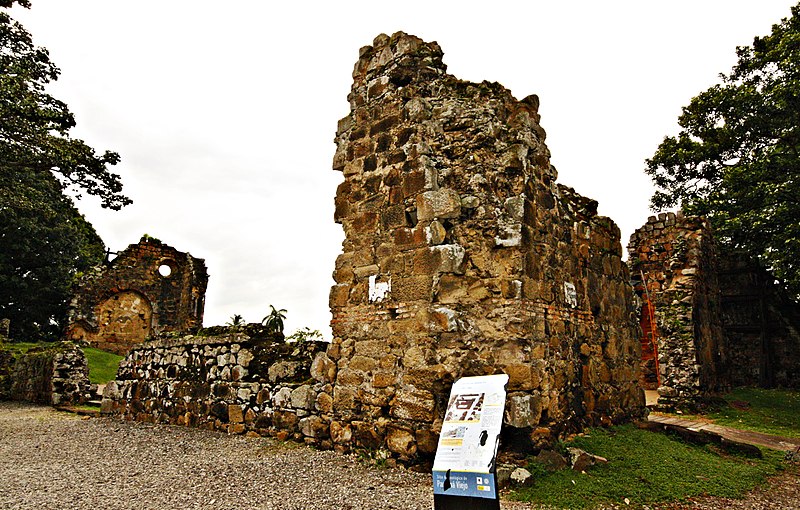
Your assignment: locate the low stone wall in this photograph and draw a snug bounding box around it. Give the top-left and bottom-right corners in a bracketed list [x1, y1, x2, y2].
[0, 342, 90, 405]
[102, 328, 333, 444]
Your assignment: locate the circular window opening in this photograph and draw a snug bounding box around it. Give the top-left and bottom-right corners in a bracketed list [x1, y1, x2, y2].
[158, 264, 173, 277]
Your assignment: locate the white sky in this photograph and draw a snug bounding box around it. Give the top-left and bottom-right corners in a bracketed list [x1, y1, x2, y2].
[11, 0, 797, 338]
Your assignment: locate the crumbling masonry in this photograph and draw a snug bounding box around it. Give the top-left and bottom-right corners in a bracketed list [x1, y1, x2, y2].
[66, 236, 208, 355]
[629, 213, 800, 407]
[101, 32, 648, 460]
[325, 32, 645, 454]
[628, 213, 728, 409]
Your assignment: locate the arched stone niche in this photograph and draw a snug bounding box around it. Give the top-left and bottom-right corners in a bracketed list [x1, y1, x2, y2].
[91, 291, 153, 355]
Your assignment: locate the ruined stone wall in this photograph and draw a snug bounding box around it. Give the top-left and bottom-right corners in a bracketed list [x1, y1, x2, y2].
[326, 32, 644, 455]
[628, 213, 728, 409]
[0, 342, 90, 405]
[67, 236, 208, 355]
[719, 255, 800, 388]
[101, 327, 333, 442]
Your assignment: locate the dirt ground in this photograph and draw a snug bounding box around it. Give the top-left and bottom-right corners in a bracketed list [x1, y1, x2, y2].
[0, 402, 797, 509]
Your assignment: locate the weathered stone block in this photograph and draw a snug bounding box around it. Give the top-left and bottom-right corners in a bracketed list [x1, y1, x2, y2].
[372, 372, 396, 388]
[332, 387, 356, 414]
[299, 415, 329, 439]
[352, 420, 384, 449]
[412, 245, 465, 275]
[310, 352, 337, 383]
[349, 355, 378, 373]
[386, 426, 417, 456]
[228, 404, 244, 424]
[391, 276, 433, 302]
[416, 188, 461, 221]
[290, 385, 316, 411]
[330, 421, 353, 444]
[268, 361, 301, 383]
[505, 392, 543, 428]
[316, 391, 333, 413]
[390, 391, 435, 421]
[272, 410, 298, 429]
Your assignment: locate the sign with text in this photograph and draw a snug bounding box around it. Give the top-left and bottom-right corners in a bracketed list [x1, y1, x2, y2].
[432, 374, 508, 508]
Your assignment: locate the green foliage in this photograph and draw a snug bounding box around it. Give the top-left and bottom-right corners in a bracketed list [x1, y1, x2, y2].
[226, 314, 245, 330]
[261, 305, 287, 337]
[1, 4, 129, 339]
[285, 326, 323, 343]
[140, 233, 161, 243]
[0, 6, 129, 210]
[0, 168, 105, 339]
[82, 347, 122, 384]
[646, 4, 800, 299]
[512, 425, 784, 509]
[0, 340, 41, 354]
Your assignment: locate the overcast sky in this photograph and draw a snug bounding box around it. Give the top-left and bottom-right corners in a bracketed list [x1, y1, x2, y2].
[11, 1, 797, 338]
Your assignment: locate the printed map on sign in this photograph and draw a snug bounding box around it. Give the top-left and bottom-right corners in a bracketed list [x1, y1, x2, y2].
[444, 393, 484, 423]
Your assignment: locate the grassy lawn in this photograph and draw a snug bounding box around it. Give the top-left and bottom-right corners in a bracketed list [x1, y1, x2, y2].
[82, 347, 123, 384]
[1, 342, 122, 385]
[702, 387, 800, 439]
[511, 425, 785, 509]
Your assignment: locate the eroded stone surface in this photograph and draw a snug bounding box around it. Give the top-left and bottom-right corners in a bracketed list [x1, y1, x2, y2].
[628, 213, 728, 410]
[328, 31, 645, 454]
[66, 236, 208, 355]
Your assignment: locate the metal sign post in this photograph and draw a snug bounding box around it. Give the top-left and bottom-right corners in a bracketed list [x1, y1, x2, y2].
[432, 374, 509, 510]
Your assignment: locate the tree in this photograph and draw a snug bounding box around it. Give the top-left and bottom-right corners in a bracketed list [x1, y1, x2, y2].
[226, 314, 245, 330]
[0, 167, 105, 339]
[646, 4, 800, 299]
[1, 2, 129, 339]
[261, 305, 287, 337]
[0, 5, 129, 209]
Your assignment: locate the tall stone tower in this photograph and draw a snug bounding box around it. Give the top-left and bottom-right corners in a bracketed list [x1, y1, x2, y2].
[326, 32, 644, 457]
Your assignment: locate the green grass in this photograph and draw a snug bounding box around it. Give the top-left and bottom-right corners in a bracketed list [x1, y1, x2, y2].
[1, 342, 122, 385]
[705, 387, 800, 439]
[512, 425, 785, 509]
[0, 341, 43, 354]
[83, 347, 123, 384]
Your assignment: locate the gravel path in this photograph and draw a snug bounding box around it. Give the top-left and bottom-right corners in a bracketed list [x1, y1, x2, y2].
[2, 402, 796, 509]
[0, 403, 535, 510]
[0, 402, 434, 510]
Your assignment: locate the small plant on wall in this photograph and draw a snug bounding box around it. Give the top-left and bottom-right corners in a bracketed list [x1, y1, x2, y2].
[285, 327, 323, 343]
[226, 314, 245, 331]
[261, 305, 287, 337]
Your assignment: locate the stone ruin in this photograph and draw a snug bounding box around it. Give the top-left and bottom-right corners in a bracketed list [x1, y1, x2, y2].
[100, 32, 648, 461]
[628, 213, 728, 409]
[326, 31, 645, 452]
[12, 33, 799, 459]
[66, 236, 208, 355]
[628, 212, 800, 409]
[0, 342, 90, 406]
[719, 255, 800, 389]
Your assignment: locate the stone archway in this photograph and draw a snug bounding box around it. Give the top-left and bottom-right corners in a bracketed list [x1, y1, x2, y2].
[90, 291, 153, 355]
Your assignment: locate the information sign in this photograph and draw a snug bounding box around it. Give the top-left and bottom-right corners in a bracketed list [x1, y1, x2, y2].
[432, 374, 509, 509]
